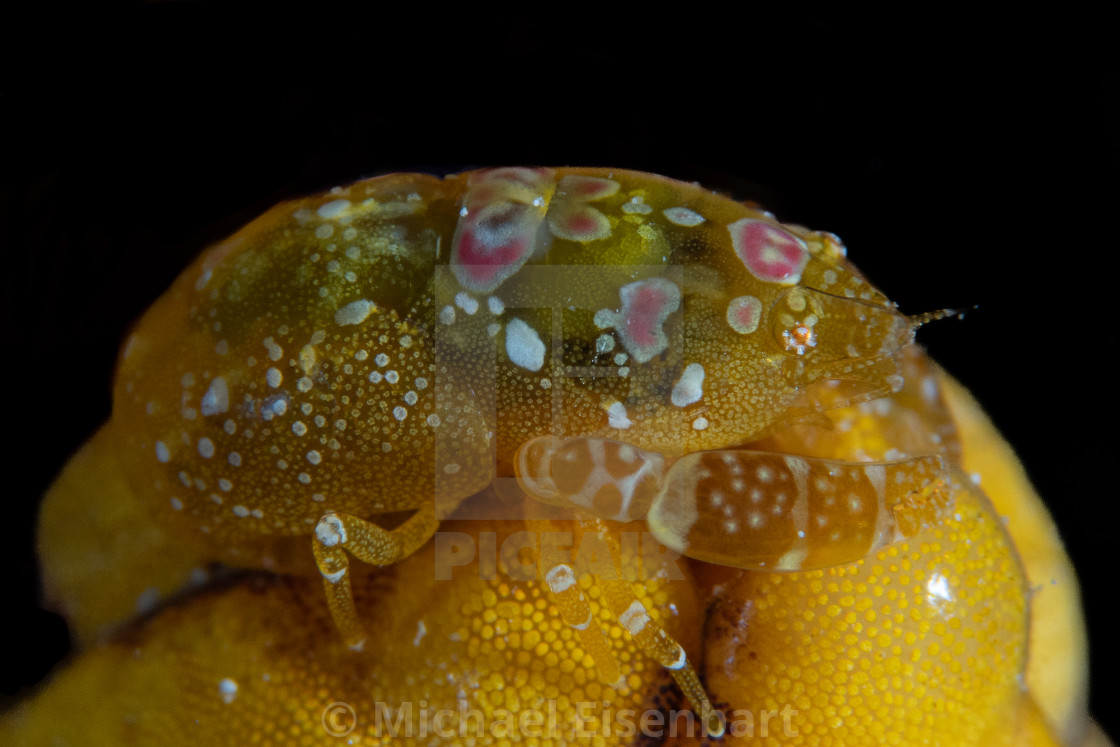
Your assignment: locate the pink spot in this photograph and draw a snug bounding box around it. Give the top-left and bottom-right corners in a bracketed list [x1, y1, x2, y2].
[464, 183, 498, 209]
[453, 225, 531, 288]
[625, 284, 668, 348]
[550, 206, 611, 242]
[594, 278, 681, 363]
[547, 175, 619, 243]
[483, 167, 551, 189]
[562, 175, 620, 199]
[565, 213, 598, 235]
[451, 169, 554, 293]
[726, 295, 763, 334]
[728, 218, 810, 285]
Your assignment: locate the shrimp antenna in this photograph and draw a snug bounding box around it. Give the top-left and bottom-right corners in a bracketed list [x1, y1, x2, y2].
[909, 305, 976, 330]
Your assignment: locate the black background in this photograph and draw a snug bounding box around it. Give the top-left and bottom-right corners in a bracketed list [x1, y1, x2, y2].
[3, 7, 1115, 740]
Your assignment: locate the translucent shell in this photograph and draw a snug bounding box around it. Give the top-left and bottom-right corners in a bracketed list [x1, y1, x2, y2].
[107, 167, 915, 568]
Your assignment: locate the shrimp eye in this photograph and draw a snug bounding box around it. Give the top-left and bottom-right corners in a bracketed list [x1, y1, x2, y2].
[771, 287, 825, 357]
[771, 285, 911, 363]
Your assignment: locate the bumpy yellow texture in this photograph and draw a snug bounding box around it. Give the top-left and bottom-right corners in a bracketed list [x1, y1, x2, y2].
[11, 359, 1099, 745]
[943, 373, 1090, 746]
[16, 512, 706, 745]
[6, 168, 1102, 745]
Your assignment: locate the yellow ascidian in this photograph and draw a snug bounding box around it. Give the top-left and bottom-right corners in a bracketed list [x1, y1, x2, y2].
[4, 167, 1105, 746]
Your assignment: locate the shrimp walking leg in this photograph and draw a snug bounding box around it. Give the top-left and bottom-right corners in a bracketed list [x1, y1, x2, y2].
[312, 503, 438, 649]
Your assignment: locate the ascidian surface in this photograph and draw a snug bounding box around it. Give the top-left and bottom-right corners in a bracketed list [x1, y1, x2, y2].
[4, 168, 1101, 745]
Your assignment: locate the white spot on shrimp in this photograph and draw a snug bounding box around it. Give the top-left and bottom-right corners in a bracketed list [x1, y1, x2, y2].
[692, 416, 709, 430]
[229, 452, 242, 467]
[317, 199, 351, 219]
[315, 224, 334, 240]
[608, 401, 632, 429]
[662, 206, 705, 226]
[198, 438, 215, 459]
[200, 376, 229, 416]
[393, 406, 407, 421]
[487, 296, 505, 315]
[621, 195, 653, 214]
[671, 363, 705, 407]
[170, 497, 183, 511]
[155, 441, 170, 463]
[219, 678, 238, 704]
[454, 291, 479, 315]
[233, 505, 250, 517]
[307, 450, 322, 465]
[335, 299, 375, 326]
[385, 370, 399, 384]
[439, 305, 456, 325]
[266, 368, 282, 388]
[263, 337, 283, 362]
[505, 318, 546, 372]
